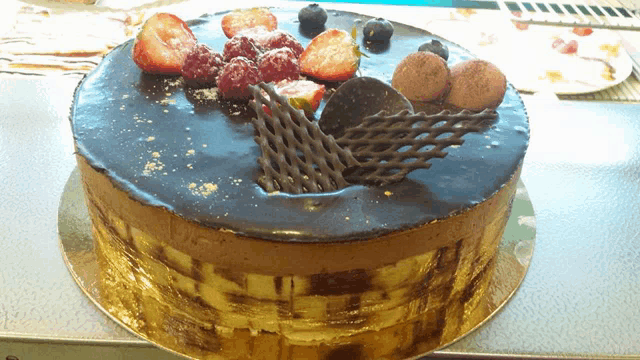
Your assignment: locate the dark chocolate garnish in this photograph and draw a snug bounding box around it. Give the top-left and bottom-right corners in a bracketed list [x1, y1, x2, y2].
[319, 77, 413, 138]
[250, 83, 360, 194]
[337, 109, 497, 186]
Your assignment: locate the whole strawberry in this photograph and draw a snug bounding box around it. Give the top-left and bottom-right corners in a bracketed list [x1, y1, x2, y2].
[299, 29, 362, 82]
[132, 13, 197, 74]
[258, 48, 300, 83]
[217, 57, 262, 99]
[223, 35, 262, 62]
[181, 44, 225, 87]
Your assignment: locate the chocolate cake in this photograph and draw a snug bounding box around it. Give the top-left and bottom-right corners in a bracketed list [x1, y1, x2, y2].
[70, 7, 529, 360]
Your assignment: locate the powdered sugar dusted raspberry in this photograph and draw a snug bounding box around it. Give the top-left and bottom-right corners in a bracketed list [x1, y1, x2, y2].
[181, 44, 225, 87]
[217, 57, 262, 99]
[262, 30, 304, 58]
[223, 35, 262, 62]
[238, 26, 273, 44]
[257, 48, 300, 83]
[239, 29, 304, 58]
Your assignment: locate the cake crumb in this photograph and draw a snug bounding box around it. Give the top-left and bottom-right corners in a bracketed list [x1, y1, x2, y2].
[345, 216, 350, 221]
[187, 163, 193, 169]
[163, 77, 183, 88]
[152, 151, 160, 158]
[192, 88, 219, 101]
[186, 149, 195, 156]
[203, 183, 217, 193]
[384, 190, 393, 197]
[143, 160, 164, 175]
[159, 98, 176, 106]
[146, 136, 155, 142]
[188, 182, 219, 198]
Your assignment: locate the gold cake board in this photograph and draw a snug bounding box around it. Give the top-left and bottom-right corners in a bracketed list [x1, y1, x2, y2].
[58, 168, 537, 359]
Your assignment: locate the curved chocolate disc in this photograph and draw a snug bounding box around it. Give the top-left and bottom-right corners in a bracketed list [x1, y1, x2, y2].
[318, 77, 413, 138]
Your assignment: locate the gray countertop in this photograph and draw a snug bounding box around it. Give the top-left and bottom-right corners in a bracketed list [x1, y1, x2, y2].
[1, 72, 640, 358]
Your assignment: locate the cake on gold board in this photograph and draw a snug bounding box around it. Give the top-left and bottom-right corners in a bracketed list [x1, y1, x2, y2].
[67, 5, 530, 360]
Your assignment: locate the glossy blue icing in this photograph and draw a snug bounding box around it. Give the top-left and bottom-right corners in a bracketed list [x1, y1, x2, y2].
[71, 9, 529, 242]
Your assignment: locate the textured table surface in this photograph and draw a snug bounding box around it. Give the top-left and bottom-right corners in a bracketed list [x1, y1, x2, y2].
[2, 67, 640, 360]
[1, 2, 640, 359]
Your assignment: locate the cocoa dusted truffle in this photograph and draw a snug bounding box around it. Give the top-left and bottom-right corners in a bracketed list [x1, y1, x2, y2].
[391, 52, 450, 102]
[446, 59, 507, 111]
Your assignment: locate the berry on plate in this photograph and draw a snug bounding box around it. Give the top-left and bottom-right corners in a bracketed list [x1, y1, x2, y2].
[132, 13, 197, 74]
[258, 48, 300, 83]
[181, 44, 225, 87]
[257, 80, 326, 116]
[552, 38, 578, 54]
[572, 27, 593, 36]
[299, 29, 362, 82]
[223, 35, 262, 62]
[298, 3, 328, 29]
[221, 8, 278, 39]
[363, 18, 394, 42]
[217, 57, 262, 99]
[511, 11, 529, 30]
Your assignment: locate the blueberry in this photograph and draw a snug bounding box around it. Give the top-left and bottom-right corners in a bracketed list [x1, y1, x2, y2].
[418, 39, 449, 61]
[363, 18, 394, 42]
[298, 4, 328, 28]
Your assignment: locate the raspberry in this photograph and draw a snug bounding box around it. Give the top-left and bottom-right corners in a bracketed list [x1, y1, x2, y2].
[217, 57, 262, 99]
[238, 26, 273, 44]
[262, 30, 304, 58]
[181, 44, 225, 87]
[223, 35, 262, 62]
[257, 48, 300, 83]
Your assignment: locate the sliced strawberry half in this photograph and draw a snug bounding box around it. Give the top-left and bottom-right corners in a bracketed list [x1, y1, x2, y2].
[256, 80, 326, 116]
[299, 29, 362, 82]
[221, 8, 278, 39]
[132, 13, 197, 74]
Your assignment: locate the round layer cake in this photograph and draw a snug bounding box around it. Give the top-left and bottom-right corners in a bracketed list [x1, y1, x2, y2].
[70, 7, 529, 360]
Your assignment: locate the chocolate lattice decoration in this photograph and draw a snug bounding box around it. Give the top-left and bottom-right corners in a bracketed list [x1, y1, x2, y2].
[336, 109, 498, 186]
[250, 83, 360, 194]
